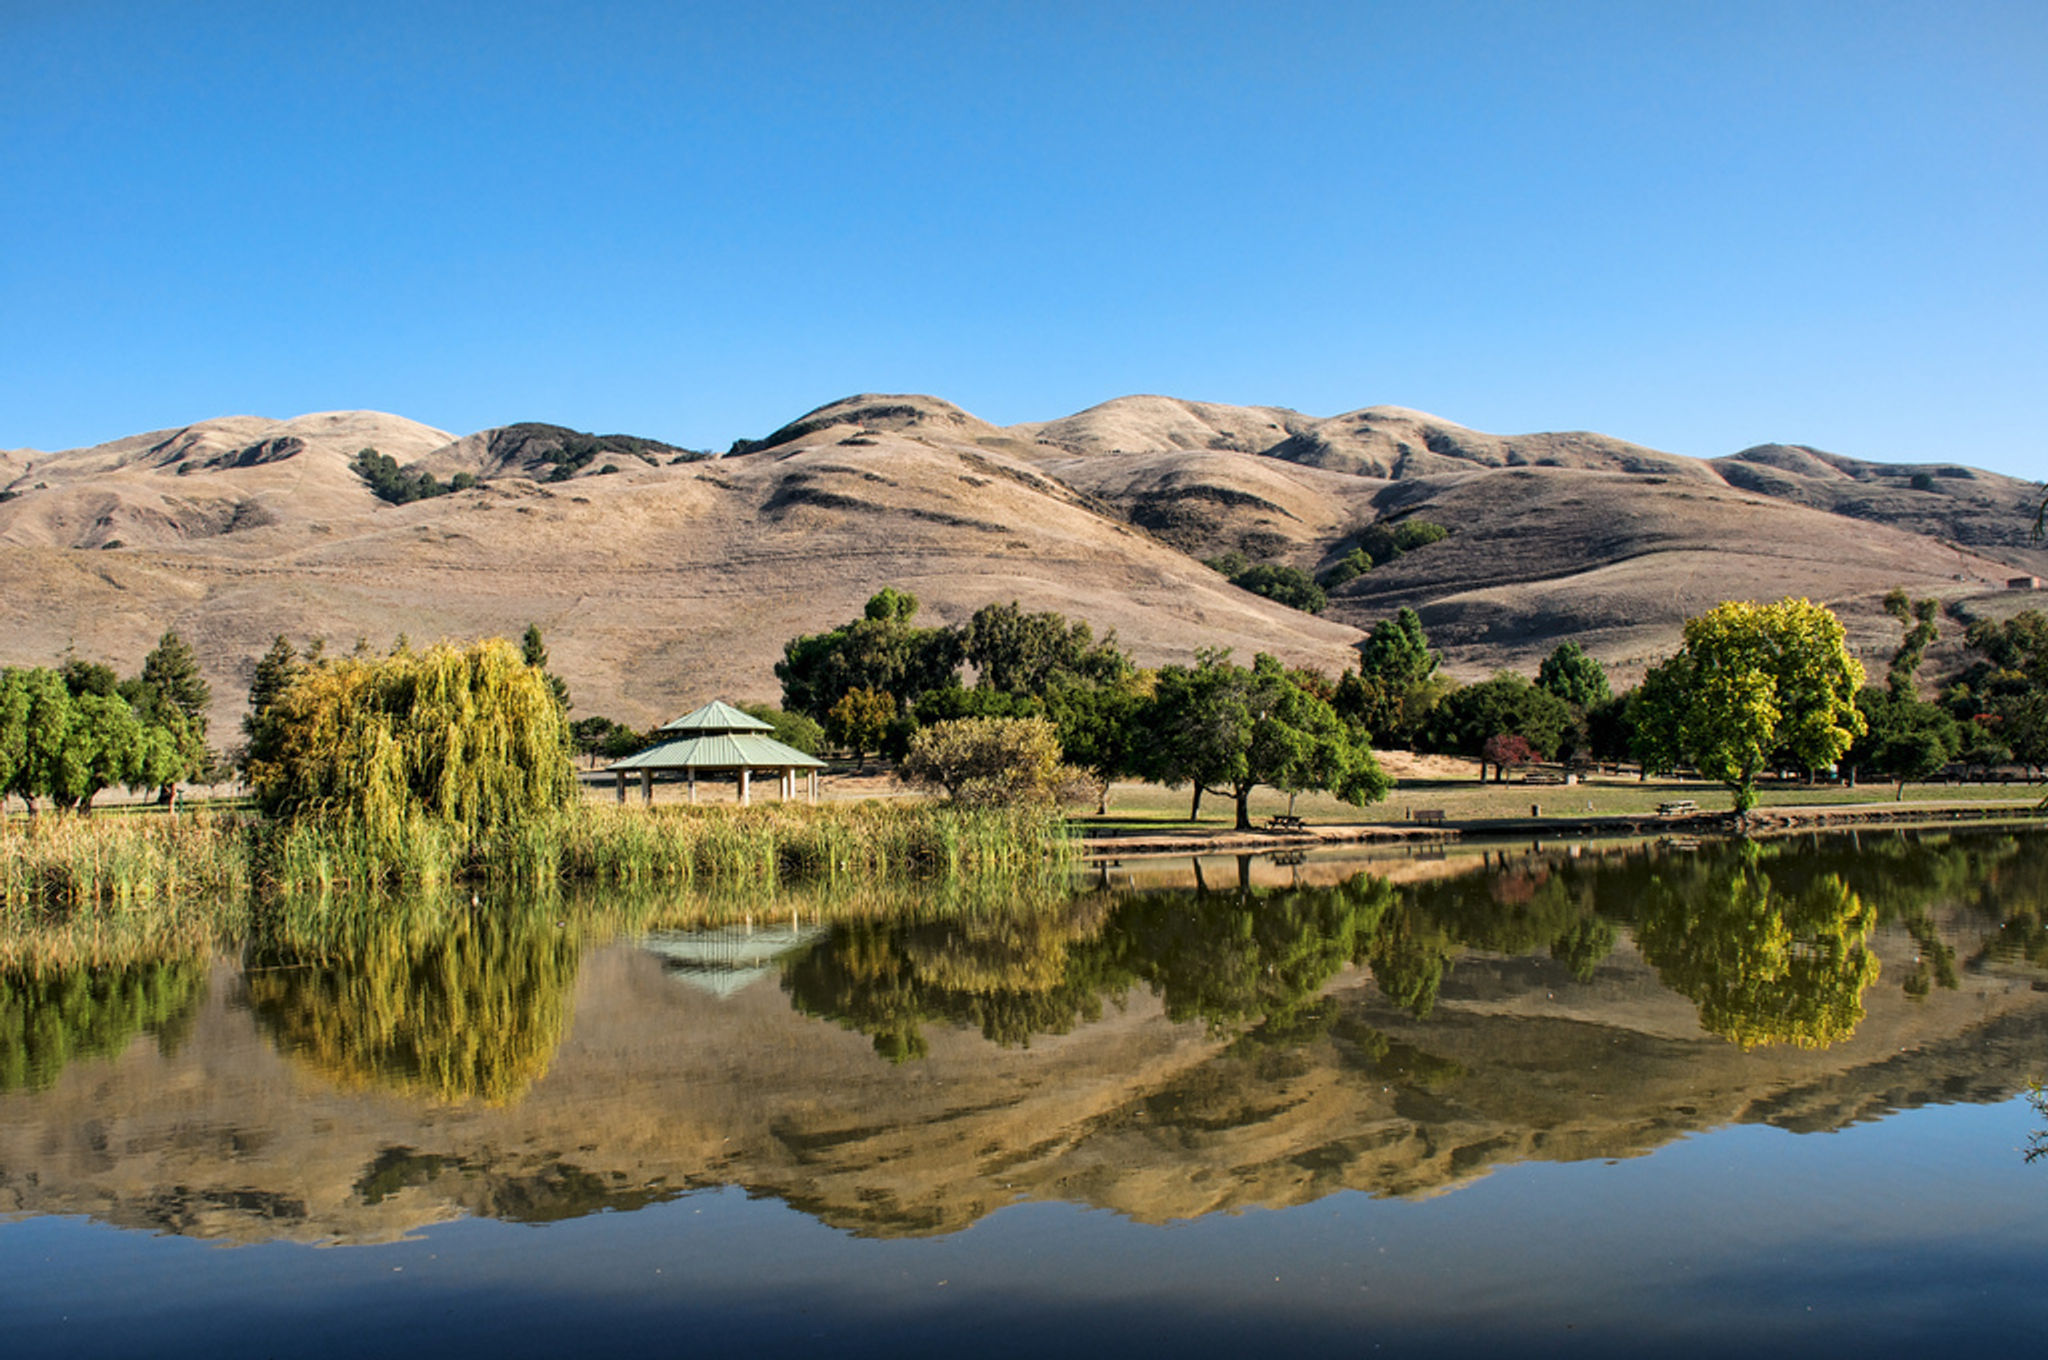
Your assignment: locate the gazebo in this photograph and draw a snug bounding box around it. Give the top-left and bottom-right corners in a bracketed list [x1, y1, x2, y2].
[607, 700, 826, 805]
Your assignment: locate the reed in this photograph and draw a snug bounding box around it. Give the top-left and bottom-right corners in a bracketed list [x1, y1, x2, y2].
[553, 800, 1075, 888]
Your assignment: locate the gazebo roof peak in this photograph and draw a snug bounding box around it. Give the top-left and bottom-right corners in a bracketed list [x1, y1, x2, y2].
[657, 699, 776, 735]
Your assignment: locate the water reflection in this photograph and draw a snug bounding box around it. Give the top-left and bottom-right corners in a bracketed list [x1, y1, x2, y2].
[0, 958, 206, 1092]
[0, 828, 2045, 1245]
[1634, 852, 1879, 1050]
[242, 901, 580, 1104]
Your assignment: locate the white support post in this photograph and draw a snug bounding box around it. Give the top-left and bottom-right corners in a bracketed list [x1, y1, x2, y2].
[615, 771, 626, 804]
[689, 769, 697, 805]
[641, 770, 652, 805]
[739, 768, 751, 806]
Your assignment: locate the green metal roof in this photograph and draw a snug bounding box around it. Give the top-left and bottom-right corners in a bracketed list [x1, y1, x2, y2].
[608, 731, 825, 772]
[657, 699, 776, 735]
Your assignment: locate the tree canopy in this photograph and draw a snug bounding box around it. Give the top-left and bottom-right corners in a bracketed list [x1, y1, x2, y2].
[245, 637, 574, 858]
[1141, 651, 1389, 828]
[1635, 598, 1867, 812]
[1536, 640, 1611, 709]
[776, 589, 964, 720]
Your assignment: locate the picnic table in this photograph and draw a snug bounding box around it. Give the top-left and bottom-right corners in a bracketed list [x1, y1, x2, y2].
[1265, 814, 1307, 833]
[1657, 800, 1699, 817]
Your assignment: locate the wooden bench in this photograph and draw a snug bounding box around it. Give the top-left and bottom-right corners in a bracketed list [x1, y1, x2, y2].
[1412, 808, 1446, 825]
[1265, 814, 1307, 833]
[1657, 800, 1698, 817]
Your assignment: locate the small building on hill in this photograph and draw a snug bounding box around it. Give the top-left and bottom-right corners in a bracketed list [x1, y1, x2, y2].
[2009, 575, 2044, 591]
[607, 700, 825, 805]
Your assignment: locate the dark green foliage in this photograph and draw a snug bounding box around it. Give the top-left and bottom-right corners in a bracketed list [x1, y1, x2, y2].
[140, 630, 210, 735]
[1357, 608, 1440, 690]
[352, 447, 474, 504]
[1882, 589, 1941, 699]
[1427, 673, 1576, 761]
[1337, 607, 1444, 745]
[1201, 555, 1327, 614]
[1318, 547, 1373, 589]
[1350, 518, 1450, 569]
[1044, 679, 1147, 814]
[522, 624, 572, 712]
[1229, 563, 1327, 614]
[59, 654, 118, 697]
[482, 423, 690, 483]
[962, 602, 1133, 695]
[1536, 641, 1611, 709]
[776, 589, 965, 720]
[1849, 687, 1959, 794]
[1584, 692, 1635, 763]
[1140, 651, 1390, 828]
[735, 703, 826, 756]
[570, 716, 649, 764]
[1202, 550, 1249, 578]
[0, 961, 207, 1092]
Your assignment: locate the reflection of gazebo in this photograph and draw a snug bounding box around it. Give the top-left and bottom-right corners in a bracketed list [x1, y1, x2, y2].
[639, 921, 829, 998]
[607, 700, 826, 805]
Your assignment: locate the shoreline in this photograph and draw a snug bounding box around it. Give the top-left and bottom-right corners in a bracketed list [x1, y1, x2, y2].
[1075, 798, 2048, 859]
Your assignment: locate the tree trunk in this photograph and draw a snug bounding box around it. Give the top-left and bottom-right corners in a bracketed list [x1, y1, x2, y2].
[1234, 785, 1252, 831]
[1895, 779, 1906, 802]
[1189, 785, 1203, 820]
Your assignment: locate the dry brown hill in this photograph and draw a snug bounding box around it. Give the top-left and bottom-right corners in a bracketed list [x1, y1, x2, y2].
[3, 393, 2042, 734]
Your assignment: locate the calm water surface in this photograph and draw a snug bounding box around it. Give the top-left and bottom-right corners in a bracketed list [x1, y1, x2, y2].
[4, 828, 2046, 1358]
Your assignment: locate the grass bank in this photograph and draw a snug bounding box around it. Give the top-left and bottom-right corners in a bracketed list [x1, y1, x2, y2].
[1, 799, 1076, 920]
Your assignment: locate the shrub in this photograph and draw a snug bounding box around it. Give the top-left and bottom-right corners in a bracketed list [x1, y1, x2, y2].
[899, 716, 1081, 808]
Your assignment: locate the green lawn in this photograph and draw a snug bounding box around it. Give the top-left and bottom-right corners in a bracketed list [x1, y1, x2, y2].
[1075, 772, 2046, 832]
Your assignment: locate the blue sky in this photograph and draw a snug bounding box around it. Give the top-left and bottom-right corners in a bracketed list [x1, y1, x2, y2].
[3, 1, 2042, 478]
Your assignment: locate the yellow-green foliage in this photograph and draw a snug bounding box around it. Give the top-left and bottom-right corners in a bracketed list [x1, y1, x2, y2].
[0, 811, 252, 918]
[899, 715, 1074, 807]
[248, 638, 574, 863]
[244, 895, 578, 1104]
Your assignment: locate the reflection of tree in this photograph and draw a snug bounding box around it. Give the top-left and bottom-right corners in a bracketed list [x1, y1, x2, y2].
[783, 874, 1399, 1058]
[244, 905, 579, 1103]
[1635, 852, 1879, 1050]
[1107, 873, 1395, 1035]
[0, 960, 206, 1092]
[1367, 860, 1613, 1013]
[782, 901, 1125, 1061]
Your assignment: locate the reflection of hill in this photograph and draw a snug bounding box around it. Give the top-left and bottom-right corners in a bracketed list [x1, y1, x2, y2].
[3, 832, 2046, 1244]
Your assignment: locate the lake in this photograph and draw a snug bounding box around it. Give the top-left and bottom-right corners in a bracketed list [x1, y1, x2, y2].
[3, 827, 2045, 1358]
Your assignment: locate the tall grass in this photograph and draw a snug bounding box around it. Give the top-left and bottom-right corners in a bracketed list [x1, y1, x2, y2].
[1, 799, 1078, 937]
[555, 801, 1075, 889]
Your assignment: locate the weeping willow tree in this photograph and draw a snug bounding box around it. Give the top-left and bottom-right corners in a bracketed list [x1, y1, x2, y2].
[246, 638, 574, 871]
